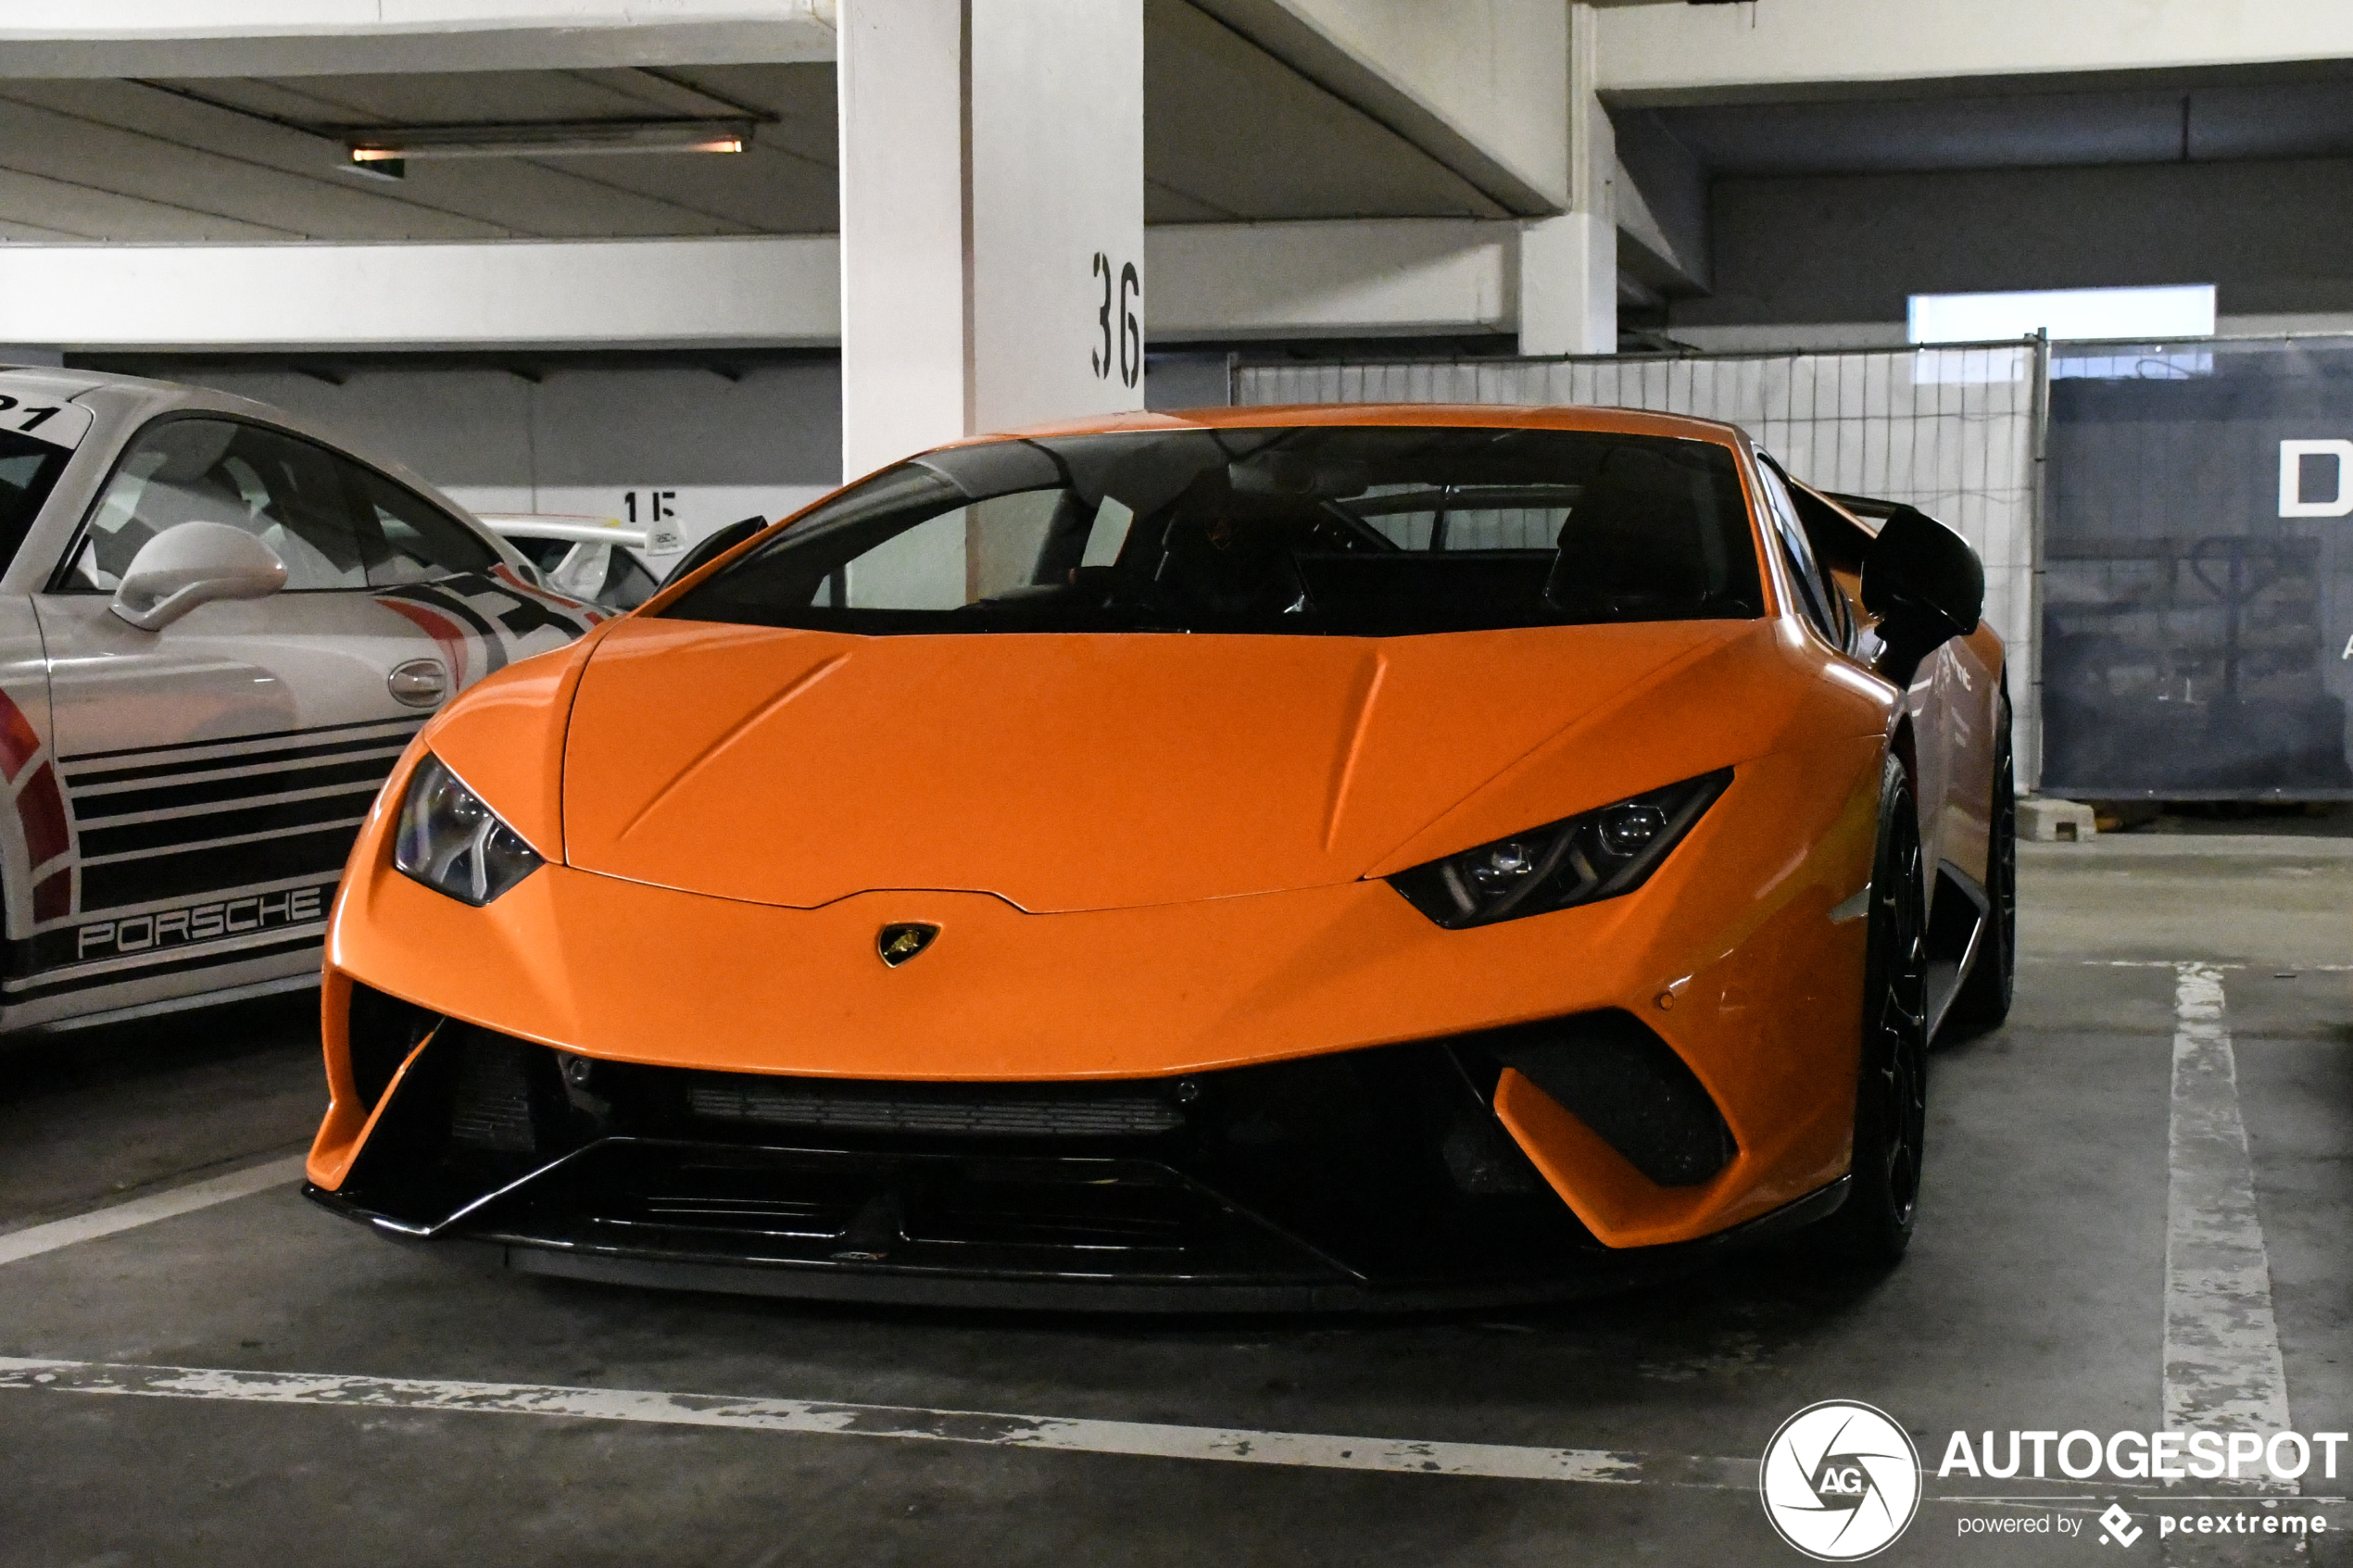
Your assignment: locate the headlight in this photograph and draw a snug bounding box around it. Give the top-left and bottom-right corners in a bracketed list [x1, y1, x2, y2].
[1387, 769, 1731, 929]
[392, 753, 544, 906]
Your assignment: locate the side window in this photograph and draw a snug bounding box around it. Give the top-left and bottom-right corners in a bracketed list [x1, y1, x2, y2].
[1755, 458, 1846, 650]
[59, 417, 491, 594]
[355, 469, 496, 585]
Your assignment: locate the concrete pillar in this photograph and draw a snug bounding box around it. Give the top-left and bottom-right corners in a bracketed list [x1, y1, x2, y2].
[1517, 2, 1616, 356]
[837, 0, 1144, 482]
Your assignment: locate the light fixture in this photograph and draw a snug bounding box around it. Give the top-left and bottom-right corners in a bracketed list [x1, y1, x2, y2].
[343, 118, 753, 180]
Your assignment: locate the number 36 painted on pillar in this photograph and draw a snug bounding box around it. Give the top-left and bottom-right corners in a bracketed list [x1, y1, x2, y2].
[1091, 251, 1141, 390]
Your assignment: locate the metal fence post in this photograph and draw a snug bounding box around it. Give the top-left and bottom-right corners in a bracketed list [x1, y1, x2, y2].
[2026, 328, 2052, 794]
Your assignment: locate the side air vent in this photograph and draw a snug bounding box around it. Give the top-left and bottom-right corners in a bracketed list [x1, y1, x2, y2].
[686, 1075, 1186, 1139]
[346, 982, 441, 1111]
[1488, 1011, 1735, 1187]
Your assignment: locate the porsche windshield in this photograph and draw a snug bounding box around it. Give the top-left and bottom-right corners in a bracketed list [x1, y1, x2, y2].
[664, 425, 1765, 636]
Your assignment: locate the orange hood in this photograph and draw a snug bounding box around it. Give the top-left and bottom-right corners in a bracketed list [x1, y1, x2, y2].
[557, 616, 1744, 911]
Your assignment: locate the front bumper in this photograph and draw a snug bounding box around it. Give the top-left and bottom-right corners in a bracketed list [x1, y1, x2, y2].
[305, 1011, 1847, 1311]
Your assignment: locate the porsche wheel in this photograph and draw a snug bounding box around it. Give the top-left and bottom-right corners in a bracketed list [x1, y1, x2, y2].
[1822, 754, 1930, 1266]
[1946, 690, 2016, 1034]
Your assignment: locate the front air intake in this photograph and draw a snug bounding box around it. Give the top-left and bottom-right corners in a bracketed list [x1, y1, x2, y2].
[686, 1075, 1187, 1139]
[1487, 1011, 1735, 1187]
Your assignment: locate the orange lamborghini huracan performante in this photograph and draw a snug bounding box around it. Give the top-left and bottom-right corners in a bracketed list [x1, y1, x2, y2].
[305, 406, 2013, 1310]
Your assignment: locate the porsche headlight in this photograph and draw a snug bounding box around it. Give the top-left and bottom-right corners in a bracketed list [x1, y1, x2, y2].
[1387, 769, 1731, 930]
[392, 753, 544, 906]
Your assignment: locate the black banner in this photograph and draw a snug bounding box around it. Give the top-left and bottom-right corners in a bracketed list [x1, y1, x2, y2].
[2043, 340, 2353, 797]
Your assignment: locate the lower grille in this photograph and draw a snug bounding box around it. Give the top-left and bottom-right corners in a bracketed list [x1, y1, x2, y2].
[449, 1035, 539, 1151]
[686, 1075, 1186, 1139]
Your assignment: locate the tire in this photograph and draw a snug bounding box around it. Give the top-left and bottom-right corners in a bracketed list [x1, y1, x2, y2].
[1946, 690, 2017, 1035]
[1818, 753, 1931, 1267]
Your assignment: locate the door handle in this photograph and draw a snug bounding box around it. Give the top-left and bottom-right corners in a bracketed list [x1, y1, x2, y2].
[387, 659, 448, 709]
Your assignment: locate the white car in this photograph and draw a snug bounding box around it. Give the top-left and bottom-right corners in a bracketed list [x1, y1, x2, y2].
[473, 514, 673, 610]
[0, 366, 603, 1034]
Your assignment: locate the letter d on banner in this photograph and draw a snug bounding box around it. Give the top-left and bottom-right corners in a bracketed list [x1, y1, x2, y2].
[2280, 440, 2353, 516]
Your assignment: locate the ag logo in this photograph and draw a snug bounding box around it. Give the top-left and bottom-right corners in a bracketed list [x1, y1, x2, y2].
[1759, 1400, 1921, 1561]
[876, 922, 940, 967]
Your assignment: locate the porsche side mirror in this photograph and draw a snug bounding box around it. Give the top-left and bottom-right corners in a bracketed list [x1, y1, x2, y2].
[1860, 506, 1982, 680]
[110, 521, 288, 632]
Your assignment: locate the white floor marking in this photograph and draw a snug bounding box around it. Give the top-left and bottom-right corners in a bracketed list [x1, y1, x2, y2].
[0, 1357, 1757, 1489]
[0, 1155, 307, 1267]
[2162, 962, 2296, 1496]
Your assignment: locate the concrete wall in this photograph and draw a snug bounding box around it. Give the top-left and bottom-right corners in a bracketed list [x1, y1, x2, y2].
[1670, 157, 2353, 332]
[163, 361, 843, 546]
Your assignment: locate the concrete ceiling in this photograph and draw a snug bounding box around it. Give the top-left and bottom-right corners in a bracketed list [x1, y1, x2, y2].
[0, 1, 1499, 245]
[1639, 75, 2353, 180]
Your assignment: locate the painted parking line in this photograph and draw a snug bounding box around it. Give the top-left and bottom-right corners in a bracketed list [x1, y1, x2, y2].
[2162, 962, 2296, 1496]
[0, 1155, 307, 1267]
[0, 1357, 1758, 1488]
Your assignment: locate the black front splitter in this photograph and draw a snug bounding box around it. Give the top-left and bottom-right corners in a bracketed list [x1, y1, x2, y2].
[305, 1174, 1849, 1315]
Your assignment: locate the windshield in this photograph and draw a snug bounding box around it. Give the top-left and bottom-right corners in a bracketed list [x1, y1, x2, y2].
[664, 425, 1764, 637]
[0, 430, 70, 578]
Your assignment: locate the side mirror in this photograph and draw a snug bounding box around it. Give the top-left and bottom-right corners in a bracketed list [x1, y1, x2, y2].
[662, 515, 769, 584]
[1860, 505, 1982, 680]
[110, 521, 287, 632]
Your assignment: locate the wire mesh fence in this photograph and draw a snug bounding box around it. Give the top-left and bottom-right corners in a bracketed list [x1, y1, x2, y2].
[1236, 344, 2045, 784]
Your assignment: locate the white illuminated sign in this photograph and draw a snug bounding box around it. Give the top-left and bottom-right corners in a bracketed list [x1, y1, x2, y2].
[1908, 285, 2217, 345]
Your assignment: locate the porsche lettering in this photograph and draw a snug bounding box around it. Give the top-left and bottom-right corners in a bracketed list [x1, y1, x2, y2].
[77, 884, 331, 960]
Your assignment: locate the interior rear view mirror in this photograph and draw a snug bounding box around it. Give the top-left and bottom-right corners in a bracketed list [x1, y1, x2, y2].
[109, 521, 288, 632]
[1861, 505, 1982, 678]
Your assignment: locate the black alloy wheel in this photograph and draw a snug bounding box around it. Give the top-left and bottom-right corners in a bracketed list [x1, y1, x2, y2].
[1947, 688, 2017, 1033]
[1820, 752, 1931, 1266]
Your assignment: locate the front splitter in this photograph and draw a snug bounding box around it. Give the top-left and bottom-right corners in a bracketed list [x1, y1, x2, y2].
[306, 1175, 1849, 1315]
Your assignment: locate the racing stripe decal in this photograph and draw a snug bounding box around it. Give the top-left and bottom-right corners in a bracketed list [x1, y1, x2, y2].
[375, 598, 472, 688]
[373, 571, 600, 686]
[19, 762, 67, 867]
[55, 718, 422, 919]
[31, 870, 68, 923]
[0, 688, 77, 917]
[0, 691, 40, 784]
[492, 562, 611, 626]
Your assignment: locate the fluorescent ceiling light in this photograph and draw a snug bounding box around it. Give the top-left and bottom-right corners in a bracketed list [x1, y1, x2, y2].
[1907, 284, 2217, 345]
[345, 119, 752, 179]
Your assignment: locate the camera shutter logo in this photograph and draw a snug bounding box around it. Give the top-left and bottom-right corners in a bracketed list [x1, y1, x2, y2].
[1759, 1400, 1922, 1561]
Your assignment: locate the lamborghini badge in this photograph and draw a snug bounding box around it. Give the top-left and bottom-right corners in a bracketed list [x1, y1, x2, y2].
[877, 922, 940, 967]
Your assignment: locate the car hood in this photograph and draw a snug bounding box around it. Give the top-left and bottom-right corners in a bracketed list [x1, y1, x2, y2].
[558, 616, 1745, 911]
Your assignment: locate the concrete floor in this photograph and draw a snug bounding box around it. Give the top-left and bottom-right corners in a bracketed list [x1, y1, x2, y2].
[1, 836, 2347, 1565]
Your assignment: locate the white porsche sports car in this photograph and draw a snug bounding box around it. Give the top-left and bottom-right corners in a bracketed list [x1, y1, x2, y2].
[0, 365, 601, 1035]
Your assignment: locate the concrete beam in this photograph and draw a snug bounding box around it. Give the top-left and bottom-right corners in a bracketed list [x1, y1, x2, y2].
[0, 237, 840, 352]
[1186, 0, 1568, 214]
[1599, 0, 2353, 104]
[0, 223, 1528, 352]
[0, 1, 836, 79]
[1146, 220, 1515, 339]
